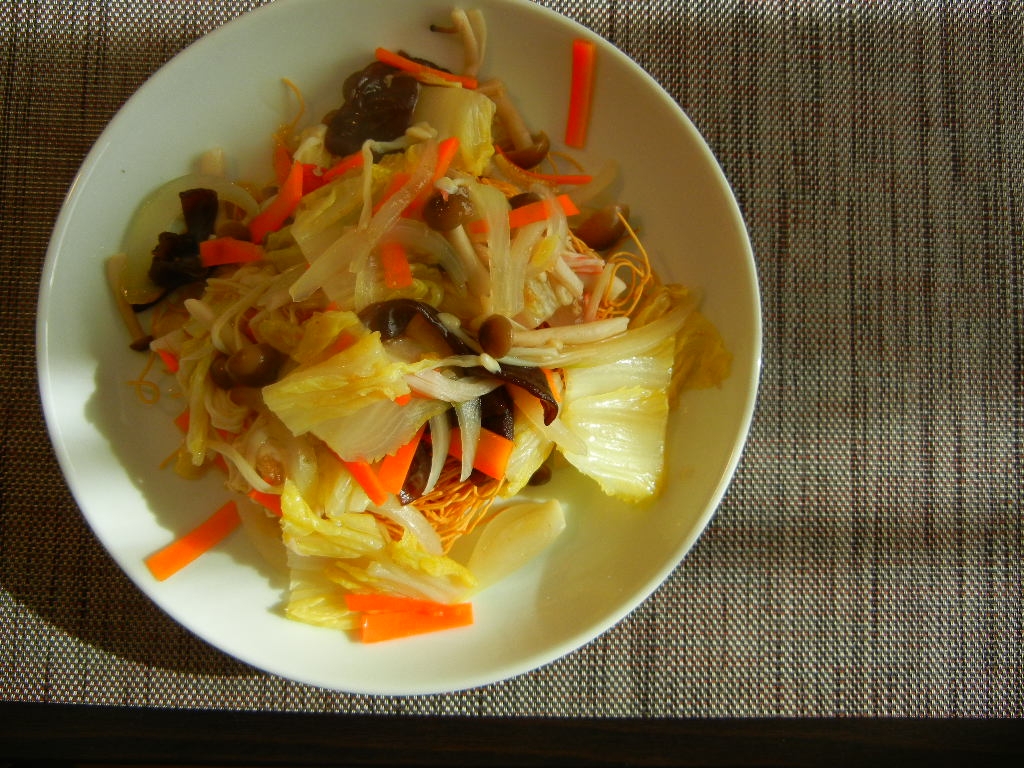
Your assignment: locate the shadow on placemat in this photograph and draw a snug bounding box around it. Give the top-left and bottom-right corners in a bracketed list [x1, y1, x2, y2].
[1, 404, 254, 681]
[1, 3, 277, 687]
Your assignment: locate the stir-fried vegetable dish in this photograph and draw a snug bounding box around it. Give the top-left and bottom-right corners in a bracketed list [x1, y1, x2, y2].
[107, 8, 731, 641]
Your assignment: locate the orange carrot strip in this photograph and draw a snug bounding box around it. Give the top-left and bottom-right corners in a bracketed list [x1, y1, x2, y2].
[344, 592, 460, 614]
[248, 489, 283, 517]
[374, 47, 478, 89]
[393, 393, 413, 406]
[448, 427, 515, 480]
[156, 349, 179, 374]
[467, 194, 579, 235]
[174, 408, 190, 433]
[300, 163, 326, 194]
[433, 136, 461, 181]
[272, 144, 292, 185]
[506, 194, 579, 229]
[494, 146, 593, 185]
[344, 460, 389, 506]
[565, 38, 597, 148]
[249, 159, 304, 244]
[405, 136, 462, 219]
[358, 602, 474, 643]
[328, 331, 358, 356]
[377, 426, 425, 495]
[542, 367, 564, 404]
[380, 241, 414, 289]
[199, 237, 265, 267]
[144, 500, 241, 581]
[321, 151, 365, 182]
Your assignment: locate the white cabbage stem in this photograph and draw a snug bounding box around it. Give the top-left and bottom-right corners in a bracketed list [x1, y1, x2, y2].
[365, 561, 463, 604]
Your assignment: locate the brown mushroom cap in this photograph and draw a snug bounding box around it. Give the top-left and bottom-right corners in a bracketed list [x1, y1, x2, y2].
[508, 192, 542, 209]
[209, 354, 236, 389]
[224, 343, 284, 388]
[422, 189, 475, 232]
[477, 314, 514, 359]
[572, 204, 630, 251]
[501, 131, 550, 170]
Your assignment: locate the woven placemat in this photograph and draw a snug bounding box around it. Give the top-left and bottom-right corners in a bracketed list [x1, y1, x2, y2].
[2, 0, 1021, 716]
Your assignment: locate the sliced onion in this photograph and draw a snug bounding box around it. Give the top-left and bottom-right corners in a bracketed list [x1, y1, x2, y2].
[292, 225, 370, 303]
[454, 398, 481, 482]
[406, 369, 500, 402]
[371, 497, 443, 556]
[119, 173, 260, 304]
[424, 412, 451, 494]
[566, 160, 620, 209]
[386, 219, 467, 289]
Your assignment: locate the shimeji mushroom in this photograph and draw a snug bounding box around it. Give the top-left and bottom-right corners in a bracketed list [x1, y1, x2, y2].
[421, 186, 490, 296]
[476, 312, 630, 360]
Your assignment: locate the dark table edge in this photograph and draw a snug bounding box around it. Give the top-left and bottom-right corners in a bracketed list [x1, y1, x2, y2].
[0, 702, 1021, 766]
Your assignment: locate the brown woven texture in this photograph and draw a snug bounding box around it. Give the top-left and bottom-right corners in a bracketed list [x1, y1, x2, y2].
[1, 0, 1021, 716]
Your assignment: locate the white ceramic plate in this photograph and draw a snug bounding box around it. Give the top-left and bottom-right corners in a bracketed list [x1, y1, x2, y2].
[37, 0, 760, 695]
